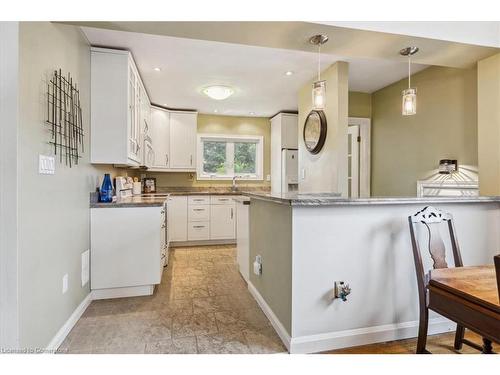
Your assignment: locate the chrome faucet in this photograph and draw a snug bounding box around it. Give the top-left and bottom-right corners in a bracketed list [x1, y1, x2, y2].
[231, 175, 238, 191]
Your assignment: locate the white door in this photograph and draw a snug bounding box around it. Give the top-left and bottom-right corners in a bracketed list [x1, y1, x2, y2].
[150, 107, 170, 169]
[210, 205, 236, 240]
[167, 196, 188, 242]
[347, 125, 360, 198]
[170, 112, 197, 169]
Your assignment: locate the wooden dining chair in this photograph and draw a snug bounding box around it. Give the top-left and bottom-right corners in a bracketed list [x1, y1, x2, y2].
[495, 255, 500, 301]
[408, 206, 485, 354]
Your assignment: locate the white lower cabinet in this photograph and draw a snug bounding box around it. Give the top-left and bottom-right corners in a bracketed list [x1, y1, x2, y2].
[188, 222, 210, 240]
[168, 195, 237, 244]
[210, 203, 236, 240]
[90, 206, 164, 299]
[168, 196, 188, 242]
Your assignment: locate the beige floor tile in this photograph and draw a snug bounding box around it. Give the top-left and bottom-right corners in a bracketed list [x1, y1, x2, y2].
[196, 332, 251, 354]
[243, 327, 287, 354]
[172, 313, 218, 338]
[60, 245, 284, 354]
[145, 337, 198, 354]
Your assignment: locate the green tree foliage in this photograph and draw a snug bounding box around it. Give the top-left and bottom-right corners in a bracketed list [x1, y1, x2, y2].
[203, 141, 226, 174]
[234, 142, 256, 174]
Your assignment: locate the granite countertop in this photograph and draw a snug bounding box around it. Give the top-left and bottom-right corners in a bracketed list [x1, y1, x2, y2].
[90, 195, 168, 208]
[244, 191, 500, 206]
[90, 188, 261, 208]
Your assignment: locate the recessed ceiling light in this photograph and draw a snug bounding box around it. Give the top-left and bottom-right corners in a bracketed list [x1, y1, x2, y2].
[213, 109, 219, 113]
[285, 71, 294, 76]
[202, 85, 234, 100]
[154, 67, 162, 72]
[249, 112, 255, 115]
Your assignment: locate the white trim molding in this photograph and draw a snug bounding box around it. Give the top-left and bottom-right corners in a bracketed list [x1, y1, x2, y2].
[289, 317, 454, 354]
[196, 133, 264, 181]
[45, 293, 92, 352]
[247, 282, 455, 354]
[348, 117, 371, 198]
[247, 282, 291, 351]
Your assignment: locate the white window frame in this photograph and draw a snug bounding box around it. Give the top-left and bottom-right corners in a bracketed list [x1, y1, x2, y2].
[197, 134, 264, 180]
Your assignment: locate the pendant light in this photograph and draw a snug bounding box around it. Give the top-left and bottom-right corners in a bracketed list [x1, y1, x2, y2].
[400, 46, 419, 116]
[309, 34, 329, 110]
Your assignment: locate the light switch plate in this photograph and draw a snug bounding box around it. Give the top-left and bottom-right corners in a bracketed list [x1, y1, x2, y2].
[39, 154, 55, 175]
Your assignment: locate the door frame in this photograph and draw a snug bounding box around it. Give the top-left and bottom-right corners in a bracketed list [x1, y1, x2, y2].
[348, 117, 371, 197]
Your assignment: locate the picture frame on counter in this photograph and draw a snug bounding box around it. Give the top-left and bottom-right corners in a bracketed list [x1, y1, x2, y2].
[143, 177, 157, 194]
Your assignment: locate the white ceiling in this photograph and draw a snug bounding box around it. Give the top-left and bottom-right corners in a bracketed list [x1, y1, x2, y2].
[82, 26, 430, 117]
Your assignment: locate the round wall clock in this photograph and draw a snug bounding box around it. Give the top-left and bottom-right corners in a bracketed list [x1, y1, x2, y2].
[303, 110, 327, 154]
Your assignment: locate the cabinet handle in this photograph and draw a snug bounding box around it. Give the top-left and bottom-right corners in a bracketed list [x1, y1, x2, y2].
[165, 154, 169, 166]
[161, 210, 165, 214]
[190, 155, 193, 166]
[193, 225, 205, 229]
[218, 198, 229, 201]
[193, 208, 205, 212]
[161, 224, 166, 228]
[231, 208, 233, 219]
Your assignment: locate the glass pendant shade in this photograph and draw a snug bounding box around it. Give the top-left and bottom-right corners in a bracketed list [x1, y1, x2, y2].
[312, 80, 326, 110]
[402, 88, 417, 116]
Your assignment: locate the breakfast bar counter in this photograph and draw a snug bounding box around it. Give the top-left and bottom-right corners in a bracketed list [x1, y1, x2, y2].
[246, 193, 500, 353]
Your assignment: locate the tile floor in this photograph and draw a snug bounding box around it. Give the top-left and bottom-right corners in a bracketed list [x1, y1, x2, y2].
[59, 245, 286, 354]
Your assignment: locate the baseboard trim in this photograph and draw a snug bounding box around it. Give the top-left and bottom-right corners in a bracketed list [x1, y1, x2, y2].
[91, 285, 154, 300]
[247, 281, 292, 351]
[289, 316, 455, 354]
[45, 293, 92, 352]
[170, 239, 236, 247]
[247, 281, 455, 354]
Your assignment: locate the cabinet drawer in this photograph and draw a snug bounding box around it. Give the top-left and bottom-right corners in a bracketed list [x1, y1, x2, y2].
[188, 196, 210, 205]
[188, 205, 210, 222]
[188, 222, 210, 240]
[210, 196, 237, 205]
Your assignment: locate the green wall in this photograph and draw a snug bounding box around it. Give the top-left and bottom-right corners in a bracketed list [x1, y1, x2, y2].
[371, 65, 478, 196]
[349, 91, 372, 118]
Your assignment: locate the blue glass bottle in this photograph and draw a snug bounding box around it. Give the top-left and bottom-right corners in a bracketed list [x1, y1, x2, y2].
[100, 173, 114, 203]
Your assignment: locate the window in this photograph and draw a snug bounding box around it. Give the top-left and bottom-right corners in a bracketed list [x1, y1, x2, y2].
[197, 134, 264, 180]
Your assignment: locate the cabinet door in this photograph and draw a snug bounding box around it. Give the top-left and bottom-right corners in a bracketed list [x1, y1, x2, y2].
[169, 112, 197, 169]
[210, 204, 236, 240]
[150, 107, 170, 169]
[168, 196, 188, 242]
[128, 66, 140, 162]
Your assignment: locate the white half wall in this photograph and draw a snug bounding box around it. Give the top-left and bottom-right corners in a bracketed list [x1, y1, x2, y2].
[290, 202, 499, 352]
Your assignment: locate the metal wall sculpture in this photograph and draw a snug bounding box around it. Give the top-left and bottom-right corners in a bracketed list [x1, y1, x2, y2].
[46, 69, 84, 167]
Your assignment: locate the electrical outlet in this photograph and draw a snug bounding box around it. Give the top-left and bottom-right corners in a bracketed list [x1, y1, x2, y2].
[266, 174, 271, 181]
[253, 255, 262, 276]
[81, 250, 90, 287]
[62, 274, 69, 294]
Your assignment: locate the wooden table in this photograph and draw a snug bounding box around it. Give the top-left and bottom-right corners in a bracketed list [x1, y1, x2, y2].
[428, 265, 500, 353]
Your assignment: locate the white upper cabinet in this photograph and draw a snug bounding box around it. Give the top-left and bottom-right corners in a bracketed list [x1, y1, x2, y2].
[169, 111, 197, 170]
[149, 107, 170, 170]
[90, 47, 149, 166]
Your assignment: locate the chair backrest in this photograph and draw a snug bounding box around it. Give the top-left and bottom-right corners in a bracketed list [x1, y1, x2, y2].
[408, 206, 464, 306]
[495, 255, 500, 301]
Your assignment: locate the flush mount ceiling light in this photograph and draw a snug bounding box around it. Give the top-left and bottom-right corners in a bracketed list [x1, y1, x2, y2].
[202, 85, 234, 100]
[309, 34, 329, 110]
[400, 46, 419, 116]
